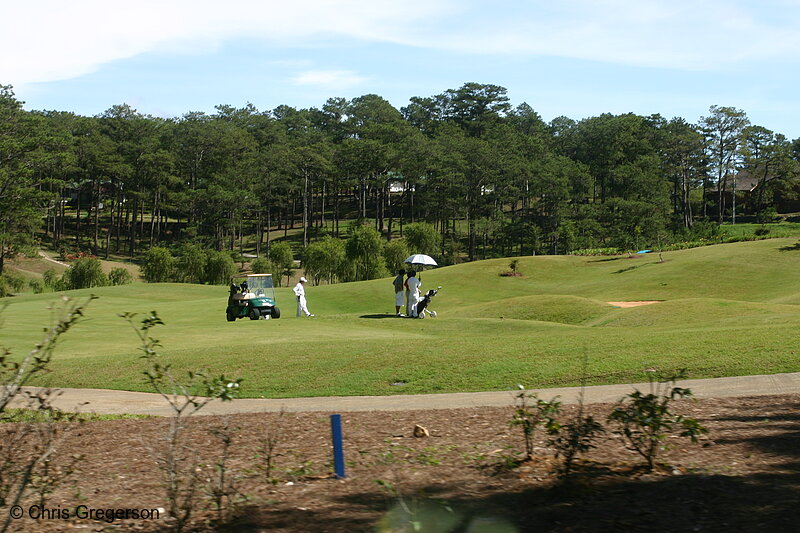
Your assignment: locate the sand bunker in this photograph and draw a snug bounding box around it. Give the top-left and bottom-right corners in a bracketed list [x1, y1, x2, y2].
[606, 301, 662, 308]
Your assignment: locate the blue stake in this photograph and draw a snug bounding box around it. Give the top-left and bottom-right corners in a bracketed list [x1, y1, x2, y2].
[330, 414, 346, 478]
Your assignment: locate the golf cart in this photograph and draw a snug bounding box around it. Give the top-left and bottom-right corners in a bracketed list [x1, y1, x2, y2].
[226, 274, 281, 321]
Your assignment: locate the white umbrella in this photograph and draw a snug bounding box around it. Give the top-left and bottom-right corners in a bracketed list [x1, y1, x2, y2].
[403, 254, 437, 267]
[404, 254, 437, 281]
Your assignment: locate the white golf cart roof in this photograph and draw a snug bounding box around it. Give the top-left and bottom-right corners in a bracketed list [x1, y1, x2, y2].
[231, 274, 273, 282]
[231, 273, 275, 299]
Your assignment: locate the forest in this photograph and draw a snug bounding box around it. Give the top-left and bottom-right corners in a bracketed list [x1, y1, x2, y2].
[2, 81, 800, 283]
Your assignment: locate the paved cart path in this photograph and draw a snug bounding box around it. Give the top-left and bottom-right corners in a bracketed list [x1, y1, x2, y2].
[14, 372, 800, 417]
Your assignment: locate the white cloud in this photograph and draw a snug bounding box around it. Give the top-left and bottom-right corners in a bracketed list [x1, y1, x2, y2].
[2, 0, 799, 87]
[0, 0, 447, 84]
[429, 0, 800, 70]
[291, 70, 368, 89]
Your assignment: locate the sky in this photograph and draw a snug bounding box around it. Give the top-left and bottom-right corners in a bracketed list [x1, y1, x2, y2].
[2, 0, 800, 138]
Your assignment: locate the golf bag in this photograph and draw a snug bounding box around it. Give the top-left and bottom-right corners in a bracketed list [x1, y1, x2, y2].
[415, 287, 441, 318]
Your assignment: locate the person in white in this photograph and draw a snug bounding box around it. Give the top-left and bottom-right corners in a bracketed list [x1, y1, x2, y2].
[393, 269, 406, 317]
[293, 277, 314, 317]
[406, 270, 422, 318]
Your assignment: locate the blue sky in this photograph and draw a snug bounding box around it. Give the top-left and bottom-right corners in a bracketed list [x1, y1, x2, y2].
[3, 0, 800, 138]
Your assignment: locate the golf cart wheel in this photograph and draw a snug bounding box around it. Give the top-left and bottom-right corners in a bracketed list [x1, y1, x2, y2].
[270, 306, 281, 319]
[429, 310, 437, 318]
[249, 308, 260, 320]
[226, 310, 236, 322]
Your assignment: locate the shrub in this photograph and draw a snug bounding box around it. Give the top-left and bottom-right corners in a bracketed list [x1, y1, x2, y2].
[510, 387, 561, 461]
[756, 207, 779, 224]
[549, 409, 604, 479]
[608, 369, 707, 471]
[142, 247, 175, 283]
[63, 257, 108, 289]
[569, 247, 621, 256]
[303, 237, 346, 284]
[383, 239, 409, 274]
[754, 225, 771, 236]
[0, 272, 26, 296]
[108, 267, 133, 286]
[28, 279, 45, 294]
[403, 222, 439, 256]
[175, 245, 207, 284]
[325, 238, 349, 282]
[204, 251, 237, 285]
[268, 242, 295, 286]
[0, 278, 10, 298]
[345, 225, 386, 281]
[42, 269, 60, 289]
[250, 257, 272, 275]
[689, 220, 721, 241]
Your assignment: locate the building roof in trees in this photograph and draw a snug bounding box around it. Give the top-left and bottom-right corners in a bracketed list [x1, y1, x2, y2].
[723, 169, 778, 192]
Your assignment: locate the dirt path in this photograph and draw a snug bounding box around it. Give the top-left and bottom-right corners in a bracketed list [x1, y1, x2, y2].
[37, 250, 69, 267]
[17, 371, 800, 416]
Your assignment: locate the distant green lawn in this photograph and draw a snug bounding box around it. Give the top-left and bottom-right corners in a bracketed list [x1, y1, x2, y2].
[720, 221, 800, 239]
[3, 238, 800, 398]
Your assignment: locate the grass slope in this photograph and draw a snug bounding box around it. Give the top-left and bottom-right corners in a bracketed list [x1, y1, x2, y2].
[3, 238, 800, 398]
[459, 295, 611, 324]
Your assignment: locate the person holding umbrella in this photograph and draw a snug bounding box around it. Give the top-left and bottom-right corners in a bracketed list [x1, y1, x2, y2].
[403, 254, 437, 317]
[405, 270, 422, 317]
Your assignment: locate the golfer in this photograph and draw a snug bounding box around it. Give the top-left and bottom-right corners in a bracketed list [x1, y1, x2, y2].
[393, 269, 406, 316]
[406, 270, 422, 318]
[293, 277, 314, 317]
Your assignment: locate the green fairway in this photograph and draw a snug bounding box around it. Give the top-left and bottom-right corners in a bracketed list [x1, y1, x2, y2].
[3, 238, 800, 398]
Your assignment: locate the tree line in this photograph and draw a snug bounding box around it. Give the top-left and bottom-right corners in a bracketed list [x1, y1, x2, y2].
[2, 82, 800, 280]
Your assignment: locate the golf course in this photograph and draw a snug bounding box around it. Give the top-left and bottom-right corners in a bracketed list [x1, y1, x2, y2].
[4, 238, 800, 399]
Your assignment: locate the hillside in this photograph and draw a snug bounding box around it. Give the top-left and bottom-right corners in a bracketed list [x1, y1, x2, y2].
[3, 238, 800, 398]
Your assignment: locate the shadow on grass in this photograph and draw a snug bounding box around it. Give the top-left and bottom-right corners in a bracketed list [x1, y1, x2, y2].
[359, 314, 402, 319]
[778, 242, 800, 252]
[589, 256, 631, 263]
[612, 261, 659, 274]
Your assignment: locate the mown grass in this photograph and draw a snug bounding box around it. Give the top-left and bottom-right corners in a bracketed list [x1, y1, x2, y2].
[2, 238, 800, 398]
[720, 221, 800, 239]
[0, 408, 151, 423]
[458, 295, 611, 324]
